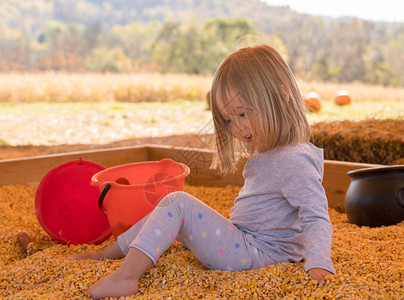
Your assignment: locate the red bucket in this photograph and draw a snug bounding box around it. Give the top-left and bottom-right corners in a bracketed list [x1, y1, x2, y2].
[35, 159, 112, 245]
[92, 158, 190, 238]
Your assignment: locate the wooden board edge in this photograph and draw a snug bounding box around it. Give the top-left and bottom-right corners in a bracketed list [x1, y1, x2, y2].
[0, 145, 150, 186]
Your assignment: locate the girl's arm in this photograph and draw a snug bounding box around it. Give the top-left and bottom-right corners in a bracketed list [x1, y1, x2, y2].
[280, 151, 336, 276]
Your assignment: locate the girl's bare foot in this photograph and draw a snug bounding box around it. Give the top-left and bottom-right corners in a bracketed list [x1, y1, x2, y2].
[86, 247, 153, 299]
[87, 269, 139, 299]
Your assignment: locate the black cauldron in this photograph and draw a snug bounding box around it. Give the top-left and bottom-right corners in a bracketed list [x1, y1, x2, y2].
[345, 165, 404, 227]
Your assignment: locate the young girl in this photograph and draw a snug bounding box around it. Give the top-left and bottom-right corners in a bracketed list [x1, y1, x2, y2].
[70, 44, 335, 299]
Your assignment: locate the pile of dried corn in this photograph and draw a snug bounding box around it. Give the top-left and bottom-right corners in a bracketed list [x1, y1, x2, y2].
[311, 119, 404, 165]
[1, 184, 403, 299]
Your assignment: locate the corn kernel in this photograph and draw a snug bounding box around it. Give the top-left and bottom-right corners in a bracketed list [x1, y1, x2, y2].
[0, 184, 403, 299]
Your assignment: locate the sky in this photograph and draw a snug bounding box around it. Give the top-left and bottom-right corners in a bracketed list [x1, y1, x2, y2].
[263, 0, 404, 23]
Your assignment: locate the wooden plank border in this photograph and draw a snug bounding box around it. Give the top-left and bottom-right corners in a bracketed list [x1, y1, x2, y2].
[0, 144, 381, 209]
[0, 145, 149, 186]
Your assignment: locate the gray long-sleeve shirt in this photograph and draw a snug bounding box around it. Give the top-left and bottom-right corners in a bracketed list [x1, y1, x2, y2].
[229, 142, 336, 274]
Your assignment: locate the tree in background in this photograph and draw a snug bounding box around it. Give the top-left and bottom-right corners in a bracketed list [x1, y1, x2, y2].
[0, 25, 31, 71]
[85, 47, 132, 73]
[101, 22, 160, 72]
[148, 18, 259, 74]
[201, 18, 258, 73]
[36, 21, 85, 71]
[363, 23, 404, 86]
[150, 20, 202, 73]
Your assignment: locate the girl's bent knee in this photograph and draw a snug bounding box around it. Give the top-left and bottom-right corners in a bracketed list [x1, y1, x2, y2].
[157, 191, 190, 207]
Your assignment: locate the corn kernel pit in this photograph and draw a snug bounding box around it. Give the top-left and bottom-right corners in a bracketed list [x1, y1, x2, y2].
[1, 184, 403, 299]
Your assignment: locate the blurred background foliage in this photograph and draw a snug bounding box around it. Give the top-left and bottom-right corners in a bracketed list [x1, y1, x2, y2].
[1, 0, 404, 86]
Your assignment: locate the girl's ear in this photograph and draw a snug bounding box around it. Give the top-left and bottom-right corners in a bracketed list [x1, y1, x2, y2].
[281, 85, 290, 102]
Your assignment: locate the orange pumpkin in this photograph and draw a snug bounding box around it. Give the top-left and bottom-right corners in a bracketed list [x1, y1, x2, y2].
[334, 90, 351, 105]
[304, 92, 322, 112]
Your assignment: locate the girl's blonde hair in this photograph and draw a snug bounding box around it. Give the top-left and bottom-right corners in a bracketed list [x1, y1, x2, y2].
[211, 44, 311, 174]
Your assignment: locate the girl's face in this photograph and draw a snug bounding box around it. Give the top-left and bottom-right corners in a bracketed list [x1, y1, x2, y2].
[216, 90, 257, 145]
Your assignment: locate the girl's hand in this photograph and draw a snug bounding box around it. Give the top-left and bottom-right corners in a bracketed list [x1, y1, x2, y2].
[308, 268, 334, 284]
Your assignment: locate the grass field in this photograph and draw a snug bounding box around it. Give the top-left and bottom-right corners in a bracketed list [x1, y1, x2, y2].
[0, 73, 403, 147]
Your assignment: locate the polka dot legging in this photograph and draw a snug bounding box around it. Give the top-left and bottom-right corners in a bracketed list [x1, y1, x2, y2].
[117, 191, 276, 271]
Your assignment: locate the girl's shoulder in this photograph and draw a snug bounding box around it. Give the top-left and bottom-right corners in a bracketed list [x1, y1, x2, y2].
[248, 143, 323, 171]
[243, 143, 324, 182]
[254, 142, 322, 161]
